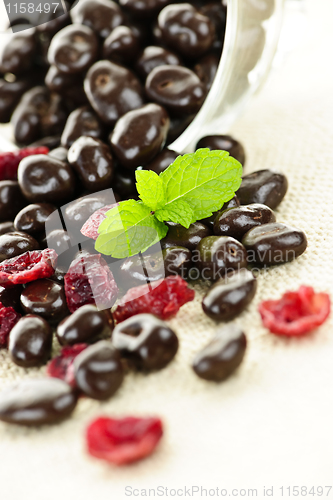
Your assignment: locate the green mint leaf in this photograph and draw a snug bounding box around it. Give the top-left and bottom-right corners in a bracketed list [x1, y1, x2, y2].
[160, 148, 242, 220]
[135, 169, 166, 211]
[155, 199, 194, 228]
[95, 200, 168, 258]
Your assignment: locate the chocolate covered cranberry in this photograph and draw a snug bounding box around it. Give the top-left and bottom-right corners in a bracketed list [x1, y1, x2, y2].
[110, 103, 170, 169]
[192, 324, 247, 382]
[64, 193, 113, 240]
[48, 24, 98, 74]
[0, 232, 39, 262]
[74, 340, 124, 400]
[0, 181, 26, 222]
[21, 279, 69, 324]
[158, 3, 215, 59]
[196, 135, 246, 165]
[112, 313, 178, 371]
[146, 65, 205, 116]
[61, 106, 104, 148]
[200, 195, 240, 229]
[14, 203, 56, 238]
[45, 65, 82, 93]
[118, 252, 165, 289]
[56, 305, 113, 346]
[18, 155, 75, 205]
[8, 314, 53, 368]
[196, 236, 247, 280]
[163, 246, 192, 278]
[0, 29, 36, 75]
[0, 76, 35, 123]
[84, 60, 144, 126]
[0, 222, 15, 235]
[119, 0, 171, 18]
[194, 53, 220, 93]
[68, 136, 114, 191]
[11, 87, 68, 145]
[70, 0, 124, 39]
[0, 378, 77, 425]
[213, 204, 276, 240]
[135, 46, 181, 79]
[202, 268, 257, 321]
[46, 229, 71, 255]
[161, 222, 211, 251]
[144, 148, 178, 175]
[112, 169, 137, 200]
[103, 26, 140, 65]
[237, 170, 288, 209]
[242, 223, 308, 266]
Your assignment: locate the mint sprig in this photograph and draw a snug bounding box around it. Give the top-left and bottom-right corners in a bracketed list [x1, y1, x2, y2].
[95, 149, 242, 258]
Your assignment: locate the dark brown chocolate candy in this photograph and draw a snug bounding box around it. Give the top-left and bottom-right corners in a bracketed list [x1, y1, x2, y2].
[0, 285, 23, 311]
[68, 136, 114, 191]
[135, 45, 181, 79]
[144, 148, 178, 175]
[103, 26, 140, 65]
[0, 378, 78, 425]
[193, 53, 220, 92]
[0, 29, 37, 75]
[119, 0, 171, 18]
[196, 135, 246, 165]
[192, 324, 247, 382]
[84, 60, 144, 126]
[202, 268, 257, 321]
[0, 76, 35, 123]
[112, 313, 179, 371]
[242, 223, 308, 266]
[61, 106, 104, 149]
[20, 279, 69, 324]
[237, 170, 288, 209]
[70, 0, 124, 39]
[8, 314, 53, 368]
[0, 232, 39, 262]
[163, 246, 192, 278]
[56, 305, 113, 346]
[158, 4, 216, 59]
[48, 24, 98, 74]
[74, 340, 124, 400]
[14, 203, 56, 237]
[146, 65, 205, 116]
[199, 195, 240, 229]
[196, 236, 248, 280]
[161, 222, 211, 251]
[0, 181, 26, 222]
[110, 103, 170, 169]
[18, 154, 75, 205]
[213, 204, 276, 240]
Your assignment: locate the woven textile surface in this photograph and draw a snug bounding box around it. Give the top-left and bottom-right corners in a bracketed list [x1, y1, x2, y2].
[1, 1, 333, 498]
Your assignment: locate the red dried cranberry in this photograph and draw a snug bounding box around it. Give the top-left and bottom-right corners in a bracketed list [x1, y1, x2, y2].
[0, 147, 49, 181]
[46, 343, 88, 387]
[81, 204, 118, 240]
[64, 254, 119, 313]
[259, 286, 331, 336]
[0, 249, 57, 288]
[0, 301, 21, 348]
[86, 416, 163, 465]
[114, 275, 195, 323]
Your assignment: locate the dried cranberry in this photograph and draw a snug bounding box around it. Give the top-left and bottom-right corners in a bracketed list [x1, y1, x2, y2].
[0, 301, 21, 348]
[0, 249, 57, 288]
[81, 204, 117, 241]
[64, 254, 119, 313]
[86, 416, 163, 465]
[114, 276, 195, 323]
[0, 147, 49, 181]
[46, 343, 88, 387]
[259, 286, 331, 336]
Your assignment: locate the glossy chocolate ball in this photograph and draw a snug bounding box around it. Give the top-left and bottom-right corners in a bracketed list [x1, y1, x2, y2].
[199, 195, 240, 229]
[236, 170, 288, 209]
[74, 340, 124, 400]
[56, 305, 113, 346]
[0, 181, 26, 222]
[18, 154, 75, 205]
[70, 0, 124, 39]
[103, 26, 140, 65]
[144, 148, 178, 175]
[146, 65, 205, 116]
[110, 103, 169, 169]
[112, 313, 179, 371]
[196, 135, 246, 165]
[14, 203, 56, 237]
[20, 278, 69, 324]
[135, 45, 181, 79]
[0, 232, 39, 262]
[213, 204, 276, 240]
[61, 106, 104, 148]
[48, 24, 98, 74]
[0, 29, 36, 74]
[9, 314, 53, 368]
[84, 60, 144, 126]
[68, 136, 114, 191]
[193, 324, 247, 382]
[161, 222, 211, 251]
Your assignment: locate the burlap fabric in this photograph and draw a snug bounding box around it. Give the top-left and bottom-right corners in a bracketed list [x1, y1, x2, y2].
[1, 1, 333, 498]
